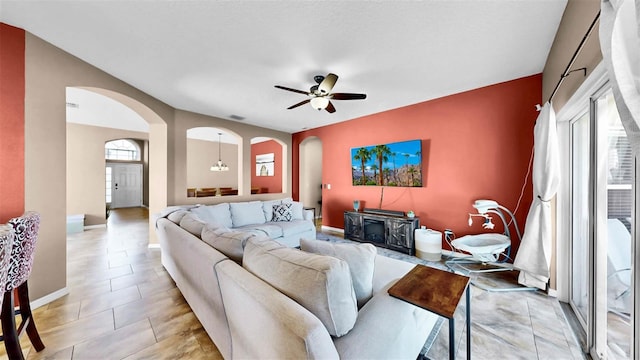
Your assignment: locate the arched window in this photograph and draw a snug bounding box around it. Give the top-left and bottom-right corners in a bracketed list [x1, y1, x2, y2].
[105, 139, 140, 161]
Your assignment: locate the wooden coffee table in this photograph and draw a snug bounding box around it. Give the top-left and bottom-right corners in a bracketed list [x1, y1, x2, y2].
[388, 264, 471, 360]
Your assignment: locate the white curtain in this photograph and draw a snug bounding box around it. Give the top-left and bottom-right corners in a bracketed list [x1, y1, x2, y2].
[513, 102, 560, 290]
[600, 0, 640, 159]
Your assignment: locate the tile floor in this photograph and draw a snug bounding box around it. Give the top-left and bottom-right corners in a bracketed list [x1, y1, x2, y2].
[316, 232, 588, 360]
[0, 208, 588, 359]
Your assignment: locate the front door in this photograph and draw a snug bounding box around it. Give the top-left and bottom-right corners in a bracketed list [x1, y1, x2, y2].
[110, 163, 143, 209]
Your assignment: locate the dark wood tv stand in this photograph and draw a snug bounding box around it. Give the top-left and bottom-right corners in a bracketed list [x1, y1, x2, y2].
[344, 210, 419, 255]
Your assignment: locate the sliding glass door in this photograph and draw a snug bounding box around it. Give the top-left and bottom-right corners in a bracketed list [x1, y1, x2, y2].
[570, 110, 590, 328]
[569, 86, 635, 359]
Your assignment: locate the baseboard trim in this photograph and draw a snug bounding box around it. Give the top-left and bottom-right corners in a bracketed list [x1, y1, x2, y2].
[31, 287, 69, 310]
[321, 225, 344, 233]
[84, 224, 106, 230]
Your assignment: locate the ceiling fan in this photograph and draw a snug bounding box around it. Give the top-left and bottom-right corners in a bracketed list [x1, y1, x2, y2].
[274, 73, 366, 113]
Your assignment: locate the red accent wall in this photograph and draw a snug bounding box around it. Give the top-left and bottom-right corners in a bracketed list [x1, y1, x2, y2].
[293, 74, 541, 256]
[251, 140, 283, 193]
[0, 24, 25, 223]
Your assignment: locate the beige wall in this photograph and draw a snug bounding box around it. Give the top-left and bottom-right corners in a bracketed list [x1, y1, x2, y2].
[25, 32, 173, 300]
[171, 110, 292, 206]
[299, 137, 322, 214]
[543, 0, 602, 112]
[187, 139, 239, 189]
[24, 30, 292, 302]
[542, 0, 601, 291]
[67, 123, 148, 226]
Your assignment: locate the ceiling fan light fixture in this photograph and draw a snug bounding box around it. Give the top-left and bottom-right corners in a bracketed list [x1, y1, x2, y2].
[275, 73, 366, 113]
[310, 96, 329, 111]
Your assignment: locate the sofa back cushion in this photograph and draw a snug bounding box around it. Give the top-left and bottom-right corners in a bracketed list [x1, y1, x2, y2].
[261, 199, 282, 222]
[230, 201, 266, 227]
[202, 224, 260, 264]
[191, 203, 233, 228]
[167, 209, 189, 224]
[243, 237, 358, 337]
[282, 199, 304, 220]
[300, 238, 377, 308]
[179, 213, 207, 237]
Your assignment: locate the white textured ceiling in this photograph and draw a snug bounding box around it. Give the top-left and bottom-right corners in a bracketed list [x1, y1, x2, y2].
[1, 0, 567, 133]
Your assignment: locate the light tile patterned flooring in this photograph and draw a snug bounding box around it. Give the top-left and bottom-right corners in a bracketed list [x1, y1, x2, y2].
[1, 207, 222, 360]
[0, 208, 587, 359]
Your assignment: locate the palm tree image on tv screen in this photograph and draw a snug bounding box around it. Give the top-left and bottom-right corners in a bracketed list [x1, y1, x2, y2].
[351, 139, 422, 187]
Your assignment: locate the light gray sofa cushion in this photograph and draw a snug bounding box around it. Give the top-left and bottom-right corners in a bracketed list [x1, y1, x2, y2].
[230, 201, 266, 227]
[262, 199, 282, 222]
[167, 209, 190, 224]
[235, 223, 284, 239]
[282, 199, 304, 220]
[275, 220, 315, 237]
[202, 224, 258, 264]
[216, 260, 340, 359]
[300, 238, 377, 308]
[333, 284, 438, 360]
[191, 203, 232, 228]
[179, 213, 207, 237]
[243, 238, 358, 337]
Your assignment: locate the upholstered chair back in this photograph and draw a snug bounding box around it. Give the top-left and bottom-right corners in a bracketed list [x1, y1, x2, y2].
[0, 225, 14, 308]
[5, 212, 40, 292]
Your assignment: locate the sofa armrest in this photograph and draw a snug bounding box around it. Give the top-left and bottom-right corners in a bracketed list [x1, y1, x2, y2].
[303, 209, 314, 221]
[371, 254, 418, 294]
[216, 261, 339, 360]
[333, 288, 439, 359]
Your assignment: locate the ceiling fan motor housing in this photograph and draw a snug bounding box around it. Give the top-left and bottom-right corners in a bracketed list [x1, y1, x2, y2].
[274, 73, 365, 113]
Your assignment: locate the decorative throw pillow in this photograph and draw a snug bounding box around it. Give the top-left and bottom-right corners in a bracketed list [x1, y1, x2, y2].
[300, 238, 377, 308]
[282, 199, 304, 220]
[243, 237, 358, 337]
[262, 199, 282, 222]
[272, 203, 292, 222]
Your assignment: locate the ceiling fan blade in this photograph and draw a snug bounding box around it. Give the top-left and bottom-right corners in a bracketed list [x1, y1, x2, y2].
[275, 85, 310, 95]
[325, 101, 336, 113]
[318, 73, 338, 95]
[287, 99, 311, 109]
[331, 93, 367, 100]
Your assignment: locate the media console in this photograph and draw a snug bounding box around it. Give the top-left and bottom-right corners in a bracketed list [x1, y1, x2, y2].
[344, 210, 419, 255]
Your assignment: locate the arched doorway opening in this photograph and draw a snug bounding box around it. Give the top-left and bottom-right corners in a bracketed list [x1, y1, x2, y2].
[299, 136, 322, 224]
[251, 136, 286, 195]
[66, 86, 167, 244]
[186, 127, 241, 197]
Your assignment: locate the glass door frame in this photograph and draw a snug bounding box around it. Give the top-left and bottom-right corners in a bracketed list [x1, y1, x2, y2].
[556, 62, 638, 360]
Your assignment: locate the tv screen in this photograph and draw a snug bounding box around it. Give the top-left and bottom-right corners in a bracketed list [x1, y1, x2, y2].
[351, 139, 422, 187]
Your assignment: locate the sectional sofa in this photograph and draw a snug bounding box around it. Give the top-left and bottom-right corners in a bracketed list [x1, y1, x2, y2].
[164, 198, 315, 248]
[156, 199, 439, 359]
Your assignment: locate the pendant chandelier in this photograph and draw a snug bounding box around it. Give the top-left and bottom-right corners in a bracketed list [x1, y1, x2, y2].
[210, 132, 229, 171]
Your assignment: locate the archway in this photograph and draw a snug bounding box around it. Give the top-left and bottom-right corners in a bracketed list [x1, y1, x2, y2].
[186, 127, 241, 197]
[299, 136, 322, 224]
[67, 86, 167, 244]
[251, 136, 285, 194]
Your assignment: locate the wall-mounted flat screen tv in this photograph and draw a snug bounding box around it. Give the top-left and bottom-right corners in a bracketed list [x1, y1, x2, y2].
[351, 139, 422, 187]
